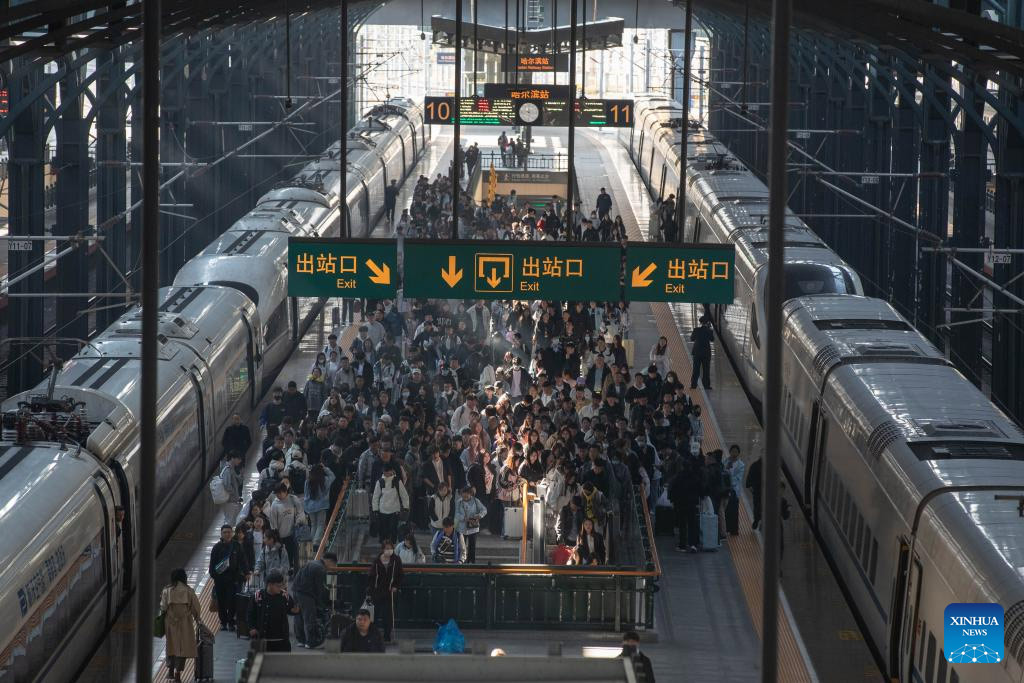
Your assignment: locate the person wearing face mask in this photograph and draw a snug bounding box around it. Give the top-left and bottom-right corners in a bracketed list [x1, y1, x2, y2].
[620, 631, 655, 682]
[371, 464, 409, 545]
[254, 530, 290, 588]
[260, 387, 285, 432]
[366, 539, 403, 643]
[259, 455, 286, 497]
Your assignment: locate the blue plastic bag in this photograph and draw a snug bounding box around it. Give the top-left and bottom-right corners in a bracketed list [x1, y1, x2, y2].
[433, 618, 465, 654]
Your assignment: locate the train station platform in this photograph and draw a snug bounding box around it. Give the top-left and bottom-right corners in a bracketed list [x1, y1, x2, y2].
[83, 128, 879, 682]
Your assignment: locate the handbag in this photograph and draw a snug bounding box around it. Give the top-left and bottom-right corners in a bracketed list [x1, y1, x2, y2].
[360, 596, 375, 622]
[153, 610, 166, 638]
[209, 595, 219, 613]
[466, 516, 480, 529]
[214, 556, 230, 575]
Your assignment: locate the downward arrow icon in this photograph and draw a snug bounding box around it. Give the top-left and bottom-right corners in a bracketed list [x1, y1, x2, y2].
[365, 259, 391, 285]
[631, 263, 657, 288]
[486, 268, 503, 288]
[440, 255, 463, 287]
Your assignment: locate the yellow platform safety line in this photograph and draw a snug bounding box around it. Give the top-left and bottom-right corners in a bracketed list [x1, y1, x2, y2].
[649, 299, 813, 683]
[154, 311, 361, 682]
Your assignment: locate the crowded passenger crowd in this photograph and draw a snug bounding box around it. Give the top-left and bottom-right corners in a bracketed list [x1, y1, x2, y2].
[194, 169, 747, 665]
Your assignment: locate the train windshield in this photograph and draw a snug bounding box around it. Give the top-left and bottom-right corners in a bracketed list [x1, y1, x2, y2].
[783, 264, 856, 301]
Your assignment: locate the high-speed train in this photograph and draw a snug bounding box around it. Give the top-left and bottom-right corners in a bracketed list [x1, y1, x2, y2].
[624, 95, 1024, 683]
[0, 97, 426, 683]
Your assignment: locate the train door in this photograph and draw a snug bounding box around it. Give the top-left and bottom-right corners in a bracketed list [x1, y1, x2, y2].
[91, 475, 117, 624]
[241, 314, 259, 408]
[110, 462, 134, 593]
[804, 402, 824, 515]
[186, 368, 210, 474]
[902, 553, 926, 682]
[888, 539, 916, 680]
[658, 165, 667, 199]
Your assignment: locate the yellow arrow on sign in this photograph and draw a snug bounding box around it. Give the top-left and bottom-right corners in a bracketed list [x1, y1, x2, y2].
[631, 263, 657, 288]
[440, 255, 463, 287]
[365, 259, 391, 285]
[486, 268, 503, 288]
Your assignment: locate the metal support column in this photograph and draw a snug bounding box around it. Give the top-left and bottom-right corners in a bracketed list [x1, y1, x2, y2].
[950, 76, 987, 383]
[675, 0, 692, 242]
[340, 0, 349, 237]
[762, 1, 792, 681]
[566, 0, 577, 231]
[95, 46, 129, 330]
[55, 62, 90, 348]
[917, 70, 951, 338]
[137, 2, 160, 681]
[452, 0, 463, 237]
[7, 61, 47, 393]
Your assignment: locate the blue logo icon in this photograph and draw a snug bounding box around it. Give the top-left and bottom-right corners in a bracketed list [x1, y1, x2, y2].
[944, 603, 1004, 664]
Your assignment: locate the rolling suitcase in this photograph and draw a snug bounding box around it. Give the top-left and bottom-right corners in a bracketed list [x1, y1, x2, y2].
[700, 512, 720, 551]
[195, 626, 215, 681]
[349, 488, 370, 518]
[503, 506, 523, 540]
[235, 582, 254, 638]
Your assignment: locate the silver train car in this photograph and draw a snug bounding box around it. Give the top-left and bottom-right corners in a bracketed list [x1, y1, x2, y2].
[0, 97, 425, 683]
[621, 95, 863, 404]
[624, 94, 1024, 682]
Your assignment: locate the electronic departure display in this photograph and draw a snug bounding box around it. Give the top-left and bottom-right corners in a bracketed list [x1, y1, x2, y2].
[423, 95, 632, 128]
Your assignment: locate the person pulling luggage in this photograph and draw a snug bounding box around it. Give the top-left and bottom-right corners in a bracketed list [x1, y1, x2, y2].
[247, 571, 298, 652]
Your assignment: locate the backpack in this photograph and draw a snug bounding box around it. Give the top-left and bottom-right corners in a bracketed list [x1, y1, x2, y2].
[209, 475, 229, 504]
[259, 469, 281, 496]
[288, 466, 307, 495]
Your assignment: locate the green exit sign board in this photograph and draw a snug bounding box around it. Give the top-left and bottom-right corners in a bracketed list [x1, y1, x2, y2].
[625, 242, 735, 304]
[288, 238, 397, 298]
[403, 239, 621, 301]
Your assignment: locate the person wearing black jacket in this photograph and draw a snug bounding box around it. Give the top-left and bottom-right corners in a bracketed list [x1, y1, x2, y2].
[209, 524, 243, 630]
[340, 609, 386, 653]
[366, 540, 403, 642]
[689, 316, 714, 390]
[669, 456, 703, 552]
[222, 414, 252, 459]
[702, 449, 727, 541]
[557, 497, 585, 546]
[290, 554, 337, 648]
[281, 380, 307, 423]
[620, 631, 656, 682]
[248, 571, 298, 651]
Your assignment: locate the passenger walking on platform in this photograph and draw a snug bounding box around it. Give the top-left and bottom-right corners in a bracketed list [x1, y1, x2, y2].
[596, 187, 613, 221]
[220, 451, 244, 526]
[269, 483, 306, 574]
[304, 462, 336, 545]
[669, 455, 702, 552]
[431, 517, 466, 563]
[290, 553, 338, 648]
[254, 529, 290, 586]
[689, 316, 714, 390]
[248, 570, 299, 652]
[222, 413, 252, 459]
[159, 568, 201, 681]
[454, 485, 487, 563]
[396, 530, 426, 564]
[340, 609, 386, 653]
[428, 481, 454, 530]
[260, 388, 285, 433]
[571, 518, 606, 565]
[620, 631, 656, 683]
[384, 178, 399, 226]
[372, 463, 410, 545]
[724, 445, 745, 536]
[210, 524, 243, 630]
[367, 540, 403, 642]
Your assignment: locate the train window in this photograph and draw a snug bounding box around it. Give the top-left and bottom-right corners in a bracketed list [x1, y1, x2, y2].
[869, 538, 879, 584]
[853, 514, 864, 560]
[925, 631, 937, 683]
[937, 650, 947, 683]
[859, 523, 871, 569]
[949, 669, 959, 683]
[782, 263, 855, 301]
[841, 490, 853, 538]
[909, 441, 1024, 462]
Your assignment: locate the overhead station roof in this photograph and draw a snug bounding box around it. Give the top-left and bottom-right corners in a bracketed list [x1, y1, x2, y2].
[693, 0, 1024, 78]
[0, 0, 382, 64]
[430, 16, 624, 54]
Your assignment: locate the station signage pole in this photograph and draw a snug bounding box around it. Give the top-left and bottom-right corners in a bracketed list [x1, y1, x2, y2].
[566, 0, 577, 233]
[763, 0, 793, 680]
[340, 0, 349, 237]
[677, 0, 692, 244]
[452, 0, 462, 237]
